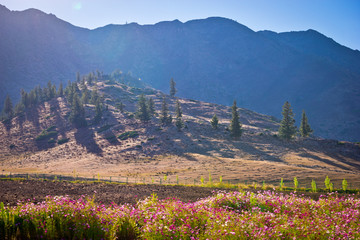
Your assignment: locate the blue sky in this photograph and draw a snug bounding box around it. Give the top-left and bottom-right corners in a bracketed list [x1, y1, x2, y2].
[1, 0, 359, 50]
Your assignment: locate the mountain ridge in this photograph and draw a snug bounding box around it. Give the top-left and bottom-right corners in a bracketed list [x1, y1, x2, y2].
[0, 5, 359, 141]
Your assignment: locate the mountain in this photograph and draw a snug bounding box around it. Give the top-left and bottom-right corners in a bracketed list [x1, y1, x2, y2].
[1, 5, 360, 141]
[1, 74, 360, 186]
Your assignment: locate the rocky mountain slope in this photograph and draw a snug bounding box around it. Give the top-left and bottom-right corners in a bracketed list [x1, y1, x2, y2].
[1, 5, 360, 141]
[1, 76, 359, 187]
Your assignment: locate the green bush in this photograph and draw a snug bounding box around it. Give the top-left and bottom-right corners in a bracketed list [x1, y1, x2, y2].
[35, 130, 58, 141]
[57, 138, 69, 145]
[48, 138, 56, 144]
[118, 131, 139, 140]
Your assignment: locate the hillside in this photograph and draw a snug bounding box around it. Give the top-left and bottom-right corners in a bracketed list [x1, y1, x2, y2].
[1, 5, 360, 141]
[1, 75, 360, 187]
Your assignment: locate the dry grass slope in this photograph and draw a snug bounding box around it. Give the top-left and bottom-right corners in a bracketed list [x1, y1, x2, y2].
[1, 80, 360, 187]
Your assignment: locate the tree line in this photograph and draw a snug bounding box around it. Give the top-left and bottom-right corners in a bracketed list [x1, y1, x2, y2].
[1, 73, 312, 141]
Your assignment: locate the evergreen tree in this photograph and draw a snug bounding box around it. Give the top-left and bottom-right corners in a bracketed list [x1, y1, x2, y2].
[278, 101, 297, 140]
[81, 85, 90, 104]
[115, 101, 125, 112]
[20, 89, 29, 107]
[170, 78, 177, 97]
[230, 100, 242, 138]
[94, 99, 103, 123]
[90, 89, 99, 105]
[175, 116, 184, 131]
[69, 93, 86, 127]
[14, 102, 25, 115]
[3, 94, 13, 118]
[299, 110, 313, 137]
[147, 97, 155, 117]
[160, 96, 172, 125]
[210, 114, 219, 129]
[47, 80, 56, 99]
[58, 82, 64, 97]
[136, 94, 150, 122]
[175, 99, 182, 118]
[76, 72, 81, 83]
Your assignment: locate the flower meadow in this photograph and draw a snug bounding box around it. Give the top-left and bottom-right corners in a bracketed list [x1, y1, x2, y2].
[1, 191, 359, 239]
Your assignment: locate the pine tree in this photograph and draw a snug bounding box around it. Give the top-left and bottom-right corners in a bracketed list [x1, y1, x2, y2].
[175, 116, 184, 131]
[90, 89, 99, 105]
[81, 85, 90, 104]
[20, 89, 29, 107]
[170, 78, 177, 97]
[230, 100, 242, 138]
[299, 110, 313, 137]
[3, 94, 13, 118]
[58, 82, 64, 97]
[136, 94, 150, 122]
[175, 99, 182, 118]
[147, 97, 155, 117]
[210, 114, 219, 129]
[115, 101, 125, 112]
[94, 99, 103, 123]
[278, 101, 297, 140]
[69, 93, 86, 127]
[160, 96, 172, 125]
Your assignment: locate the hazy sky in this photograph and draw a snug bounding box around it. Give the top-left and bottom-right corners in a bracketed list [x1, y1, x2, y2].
[1, 0, 360, 50]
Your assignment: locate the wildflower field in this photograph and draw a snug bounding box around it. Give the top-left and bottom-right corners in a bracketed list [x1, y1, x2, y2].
[1, 190, 359, 239]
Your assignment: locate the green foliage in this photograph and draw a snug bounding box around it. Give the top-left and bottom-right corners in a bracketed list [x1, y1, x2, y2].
[294, 177, 298, 189]
[115, 101, 125, 112]
[136, 94, 150, 122]
[175, 99, 182, 118]
[200, 176, 205, 185]
[58, 82, 64, 96]
[311, 179, 317, 193]
[170, 78, 177, 97]
[94, 99, 103, 123]
[278, 101, 297, 140]
[280, 178, 284, 190]
[147, 97, 155, 117]
[69, 93, 87, 128]
[160, 96, 172, 125]
[175, 117, 184, 131]
[230, 100, 242, 138]
[47, 138, 56, 144]
[57, 138, 70, 145]
[299, 110, 313, 137]
[35, 128, 58, 141]
[210, 114, 219, 129]
[342, 179, 348, 191]
[324, 176, 331, 189]
[3, 94, 13, 119]
[118, 131, 139, 140]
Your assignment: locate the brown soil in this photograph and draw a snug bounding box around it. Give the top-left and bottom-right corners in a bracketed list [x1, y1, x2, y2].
[0, 179, 222, 206]
[2, 180, 357, 207]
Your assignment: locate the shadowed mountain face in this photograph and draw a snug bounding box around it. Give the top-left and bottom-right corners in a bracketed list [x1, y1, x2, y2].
[1, 5, 360, 141]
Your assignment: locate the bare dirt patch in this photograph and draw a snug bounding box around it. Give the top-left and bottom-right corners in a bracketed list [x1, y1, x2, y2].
[0, 180, 222, 206]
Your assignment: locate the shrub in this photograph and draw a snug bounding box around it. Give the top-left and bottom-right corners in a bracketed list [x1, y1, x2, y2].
[118, 131, 139, 140]
[9, 144, 15, 149]
[35, 129, 58, 141]
[48, 138, 56, 144]
[57, 138, 69, 145]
